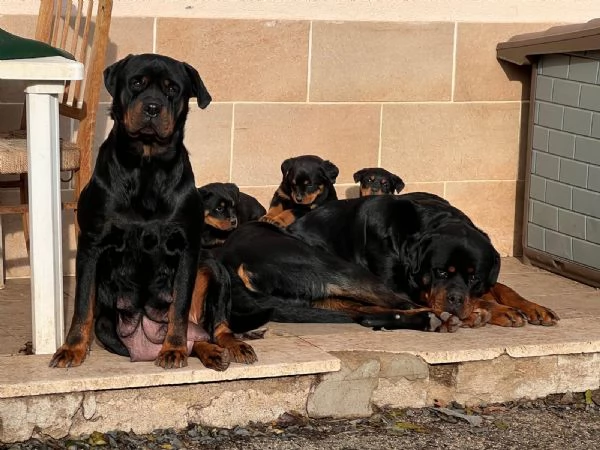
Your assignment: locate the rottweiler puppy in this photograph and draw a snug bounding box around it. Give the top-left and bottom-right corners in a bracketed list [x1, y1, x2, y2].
[288, 193, 559, 329]
[50, 54, 255, 371]
[198, 182, 266, 248]
[261, 155, 339, 228]
[353, 167, 405, 197]
[219, 221, 462, 334]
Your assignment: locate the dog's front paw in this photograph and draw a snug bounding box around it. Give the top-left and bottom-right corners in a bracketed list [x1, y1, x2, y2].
[225, 340, 258, 364]
[259, 215, 286, 229]
[461, 308, 492, 328]
[488, 306, 528, 327]
[429, 312, 461, 333]
[519, 303, 560, 326]
[194, 341, 231, 372]
[155, 346, 188, 369]
[49, 344, 88, 368]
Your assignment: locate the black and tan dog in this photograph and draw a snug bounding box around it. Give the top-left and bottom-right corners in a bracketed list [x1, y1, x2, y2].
[287, 193, 559, 329]
[218, 193, 558, 332]
[198, 182, 266, 248]
[219, 224, 461, 334]
[261, 155, 339, 228]
[50, 54, 255, 371]
[353, 167, 405, 197]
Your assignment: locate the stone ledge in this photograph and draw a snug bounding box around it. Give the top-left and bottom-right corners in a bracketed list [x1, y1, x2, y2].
[295, 317, 600, 363]
[0, 336, 340, 399]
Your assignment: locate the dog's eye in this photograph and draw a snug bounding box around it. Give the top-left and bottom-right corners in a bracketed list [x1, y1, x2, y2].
[468, 274, 479, 284]
[215, 206, 224, 213]
[435, 269, 448, 279]
[130, 77, 145, 90]
[166, 84, 179, 97]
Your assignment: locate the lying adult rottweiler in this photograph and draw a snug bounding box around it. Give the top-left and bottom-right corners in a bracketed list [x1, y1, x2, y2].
[287, 193, 559, 328]
[50, 53, 255, 370]
[219, 221, 462, 334]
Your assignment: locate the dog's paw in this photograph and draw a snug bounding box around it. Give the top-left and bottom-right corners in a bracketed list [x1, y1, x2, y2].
[195, 342, 231, 372]
[519, 304, 560, 326]
[429, 312, 461, 333]
[259, 215, 287, 229]
[461, 308, 492, 328]
[234, 327, 268, 340]
[49, 344, 88, 368]
[489, 306, 528, 327]
[224, 340, 258, 365]
[155, 347, 188, 369]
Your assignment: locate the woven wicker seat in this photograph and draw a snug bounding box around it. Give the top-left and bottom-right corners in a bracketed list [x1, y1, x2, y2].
[0, 0, 112, 285]
[0, 130, 80, 174]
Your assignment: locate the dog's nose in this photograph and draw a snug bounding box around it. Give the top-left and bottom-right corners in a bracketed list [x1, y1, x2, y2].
[294, 194, 303, 202]
[447, 291, 464, 305]
[143, 103, 162, 118]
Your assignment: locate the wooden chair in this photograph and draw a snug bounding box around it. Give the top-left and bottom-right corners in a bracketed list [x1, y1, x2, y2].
[0, 0, 113, 285]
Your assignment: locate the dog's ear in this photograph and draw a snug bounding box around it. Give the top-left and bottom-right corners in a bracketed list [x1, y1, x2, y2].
[353, 169, 367, 183]
[223, 183, 240, 201]
[322, 160, 339, 183]
[391, 174, 406, 193]
[103, 54, 134, 98]
[486, 247, 501, 287]
[197, 187, 212, 202]
[183, 62, 212, 109]
[281, 158, 295, 176]
[400, 232, 432, 294]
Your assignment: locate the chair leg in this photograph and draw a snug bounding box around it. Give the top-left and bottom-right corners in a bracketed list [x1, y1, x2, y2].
[19, 174, 30, 254]
[0, 216, 5, 289]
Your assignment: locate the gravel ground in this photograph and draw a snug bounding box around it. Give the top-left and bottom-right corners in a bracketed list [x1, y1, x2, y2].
[3, 391, 599, 450]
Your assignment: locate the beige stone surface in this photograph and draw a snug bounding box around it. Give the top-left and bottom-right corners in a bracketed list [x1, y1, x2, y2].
[310, 22, 453, 102]
[156, 19, 309, 102]
[444, 180, 524, 256]
[0, 375, 316, 442]
[232, 104, 380, 185]
[454, 23, 555, 101]
[299, 316, 600, 364]
[185, 104, 233, 186]
[380, 103, 523, 183]
[2, 0, 596, 23]
[307, 353, 380, 418]
[0, 392, 83, 442]
[0, 337, 339, 399]
[236, 185, 277, 209]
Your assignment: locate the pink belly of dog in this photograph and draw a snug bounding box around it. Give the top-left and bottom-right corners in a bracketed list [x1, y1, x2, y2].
[118, 316, 209, 362]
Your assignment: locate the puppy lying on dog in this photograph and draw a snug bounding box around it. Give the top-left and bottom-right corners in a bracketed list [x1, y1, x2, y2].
[353, 167, 405, 197]
[198, 182, 266, 248]
[261, 155, 339, 228]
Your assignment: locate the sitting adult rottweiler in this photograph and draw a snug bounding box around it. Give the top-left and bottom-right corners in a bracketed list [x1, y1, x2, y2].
[218, 221, 462, 334]
[198, 182, 266, 248]
[287, 193, 559, 328]
[50, 54, 255, 370]
[261, 155, 339, 228]
[353, 167, 405, 197]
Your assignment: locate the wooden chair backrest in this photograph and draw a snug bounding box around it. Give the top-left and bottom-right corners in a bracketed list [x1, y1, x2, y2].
[33, 0, 113, 191]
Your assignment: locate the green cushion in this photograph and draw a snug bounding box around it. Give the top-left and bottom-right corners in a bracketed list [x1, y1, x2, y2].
[0, 28, 75, 60]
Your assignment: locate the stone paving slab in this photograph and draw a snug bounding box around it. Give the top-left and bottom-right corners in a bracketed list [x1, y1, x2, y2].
[294, 317, 600, 363]
[0, 336, 340, 399]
